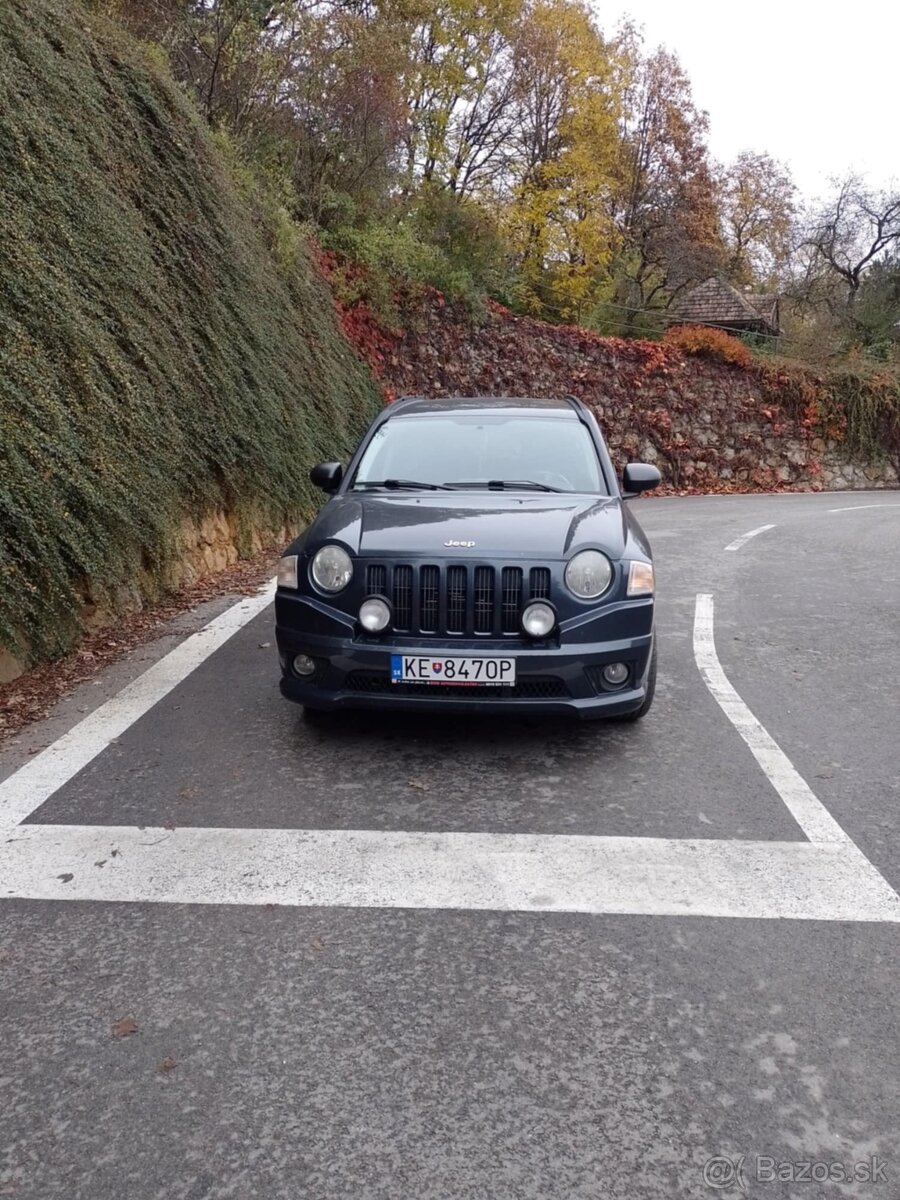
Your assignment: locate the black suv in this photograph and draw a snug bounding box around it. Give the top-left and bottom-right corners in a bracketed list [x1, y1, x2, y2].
[275, 396, 660, 721]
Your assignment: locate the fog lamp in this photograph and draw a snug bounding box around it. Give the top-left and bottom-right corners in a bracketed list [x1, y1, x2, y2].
[293, 654, 317, 677]
[521, 601, 556, 638]
[601, 661, 629, 688]
[359, 596, 391, 633]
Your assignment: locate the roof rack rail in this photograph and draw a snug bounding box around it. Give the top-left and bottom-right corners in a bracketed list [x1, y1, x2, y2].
[562, 393, 590, 414]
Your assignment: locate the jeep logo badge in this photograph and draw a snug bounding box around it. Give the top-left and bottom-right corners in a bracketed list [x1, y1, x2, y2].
[444, 539, 476, 548]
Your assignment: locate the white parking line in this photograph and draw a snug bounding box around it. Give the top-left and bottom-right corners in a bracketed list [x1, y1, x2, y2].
[693, 594, 849, 844]
[724, 524, 776, 552]
[2, 581, 897, 922]
[828, 503, 900, 513]
[3, 824, 899, 921]
[0, 582, 276, 826]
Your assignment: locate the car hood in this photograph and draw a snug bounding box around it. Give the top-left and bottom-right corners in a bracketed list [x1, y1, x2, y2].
[306, 492, 632, 560]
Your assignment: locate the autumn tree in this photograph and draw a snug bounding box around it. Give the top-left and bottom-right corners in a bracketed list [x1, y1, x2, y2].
[401, 0, 522, 190]
[719, 151, 796, 287]
[853, 256, 900, 353]
[802, 175, 900, 313]
[500, 0, 622, 320]
[609, 37, 722, 323]
[110, 0, 282, 128]
[268, 7, 408, 226]
[103, 0, 826, 335]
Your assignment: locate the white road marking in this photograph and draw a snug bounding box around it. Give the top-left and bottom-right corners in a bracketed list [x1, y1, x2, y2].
[2, 579, 897, 922]
[0, 582, 276, 826]
[724, 524, 776, 552]
[828, 503, 900, 513]
[693, 594, 849, 844]
[3, 824, 899, 921]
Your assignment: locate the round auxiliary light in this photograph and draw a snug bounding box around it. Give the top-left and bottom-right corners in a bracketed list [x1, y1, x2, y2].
[565, 550, 613, 599]
[521, 601, 557, 638]
[293, 654, 317, 677]
[310, 544, 353, 593]
[601, 661, 629, 688]
[359, 596, 391, 633]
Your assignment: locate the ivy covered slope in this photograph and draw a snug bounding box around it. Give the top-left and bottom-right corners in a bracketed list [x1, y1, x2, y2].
[0, 0, 380, 663]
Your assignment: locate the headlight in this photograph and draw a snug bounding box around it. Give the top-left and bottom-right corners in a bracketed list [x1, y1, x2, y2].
[310, 545, 353, 593]
[565, 550, 613, 599]
[359, 596, 391, 632]
[627, 561, 654, 596]
[521, 601, 556, 638]
[277, 555, 298, 589]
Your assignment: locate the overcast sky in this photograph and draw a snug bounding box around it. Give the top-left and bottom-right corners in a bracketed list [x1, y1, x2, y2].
[600, 0, 897, 203]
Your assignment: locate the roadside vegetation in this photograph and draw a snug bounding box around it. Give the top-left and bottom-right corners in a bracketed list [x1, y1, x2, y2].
[101, 0, 900, 360]
[1, 0, 898, 668]
[0, 0, 380, 662]
[100, 0, 900, 464]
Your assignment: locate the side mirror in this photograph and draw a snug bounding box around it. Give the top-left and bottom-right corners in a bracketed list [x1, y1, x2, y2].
[622, 462, 661, 498]
[310, 462, 343, 493]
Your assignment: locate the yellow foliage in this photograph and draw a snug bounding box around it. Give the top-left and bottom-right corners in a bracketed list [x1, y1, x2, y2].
[502, 0, 622, 320]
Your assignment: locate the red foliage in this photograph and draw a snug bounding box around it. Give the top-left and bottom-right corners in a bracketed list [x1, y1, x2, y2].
[313, 277, 875, 496]
[663, 324, 753, 368]
[311, 244, 401, 401]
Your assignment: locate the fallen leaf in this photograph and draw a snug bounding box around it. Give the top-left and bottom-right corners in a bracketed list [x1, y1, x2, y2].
[258, 642, 271, 649]
[57, 873, 74, 884]
[408, 778, 430, 792]
[112, 1016, 139, 1039]
[310, 938, 324, 951]
[158, 1056, 178, 1075]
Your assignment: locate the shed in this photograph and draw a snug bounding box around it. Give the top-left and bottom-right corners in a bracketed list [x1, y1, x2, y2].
[671, 277, 780, 338]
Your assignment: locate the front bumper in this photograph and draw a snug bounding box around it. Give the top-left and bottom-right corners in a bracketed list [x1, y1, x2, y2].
[275, 591, 654, 720]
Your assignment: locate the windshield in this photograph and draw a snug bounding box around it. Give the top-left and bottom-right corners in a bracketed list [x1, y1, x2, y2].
[352, 413, 606, 494]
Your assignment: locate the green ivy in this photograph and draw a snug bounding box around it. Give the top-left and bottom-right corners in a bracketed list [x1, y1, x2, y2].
[0, 0, 380, 661]
[830, 367, 900, 464]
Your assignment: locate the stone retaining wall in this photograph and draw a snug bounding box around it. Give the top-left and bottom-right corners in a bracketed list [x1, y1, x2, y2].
[372, 301, 899, 494]
[0, 511, 292, 685]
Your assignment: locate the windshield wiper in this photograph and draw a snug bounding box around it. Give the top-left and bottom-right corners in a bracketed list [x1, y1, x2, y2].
[353, 478, 451, 491]
[443, 479, 562, 493]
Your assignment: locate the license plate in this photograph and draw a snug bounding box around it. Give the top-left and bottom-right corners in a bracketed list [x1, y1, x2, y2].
[391, 655, 516, 686]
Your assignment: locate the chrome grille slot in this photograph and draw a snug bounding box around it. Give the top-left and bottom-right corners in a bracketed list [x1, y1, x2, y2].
[529, 567, 551, 600]
[500, 567, 523, 633]
[366, 564, 387, 596]
[446, 565, 467, 633]
[420, 565, 439, 632]
[473, 566, 494, 634]
[392, 565, 413, 630]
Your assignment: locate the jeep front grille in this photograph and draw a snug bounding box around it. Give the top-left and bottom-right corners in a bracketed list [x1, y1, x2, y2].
[364, 562, 553, 637]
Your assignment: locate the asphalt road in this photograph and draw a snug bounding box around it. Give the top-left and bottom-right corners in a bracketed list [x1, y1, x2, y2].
[1, 492, 899, 1200]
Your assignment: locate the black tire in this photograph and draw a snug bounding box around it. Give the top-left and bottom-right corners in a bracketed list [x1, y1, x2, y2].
[609, 641, 657, 723]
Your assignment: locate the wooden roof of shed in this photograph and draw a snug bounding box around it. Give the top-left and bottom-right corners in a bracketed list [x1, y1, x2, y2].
[673, 277, 779, 335]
